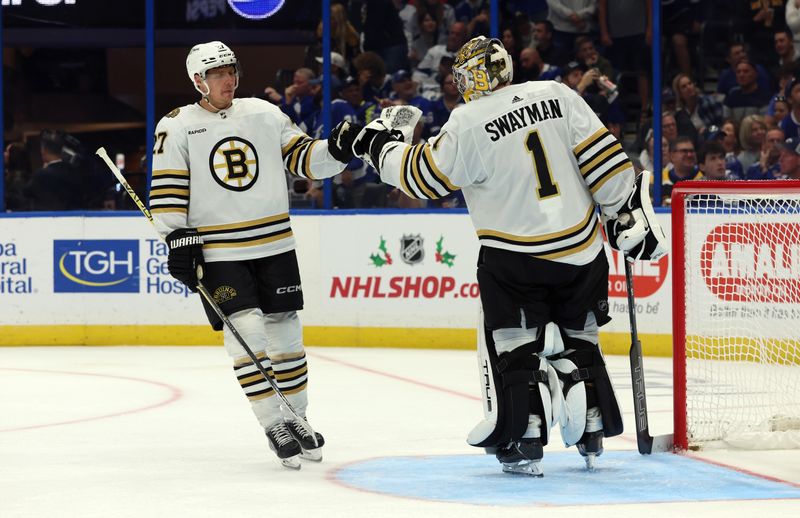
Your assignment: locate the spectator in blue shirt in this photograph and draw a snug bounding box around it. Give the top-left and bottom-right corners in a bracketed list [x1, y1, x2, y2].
[717, 42, 772, 98]
[723, 60, 772, 121]
[745, 127, 785, 179]
[780, 78, 800, 139]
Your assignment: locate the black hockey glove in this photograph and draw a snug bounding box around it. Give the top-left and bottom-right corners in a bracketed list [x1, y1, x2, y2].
[351, 120, 403, 173]
[166, 228, 204, 292]
[327, 120, 363, 163]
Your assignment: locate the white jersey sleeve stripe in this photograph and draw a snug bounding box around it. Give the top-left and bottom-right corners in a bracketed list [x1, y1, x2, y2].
[398, 145, 421, 198]
[573, 128, 610, 159]
[408, 144, 442, 199]
[420, 148, 455, 195]
[152, 169, 189, 178]
[579, 141, 624, 177]
[588, 161, 632, 194]
[151, 206, 188, 215]
[423, 145, 460, 190]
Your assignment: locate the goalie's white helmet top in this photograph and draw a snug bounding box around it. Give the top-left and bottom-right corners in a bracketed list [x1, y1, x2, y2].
[186, 41, 239, 88]
[452, 36, 513, 103]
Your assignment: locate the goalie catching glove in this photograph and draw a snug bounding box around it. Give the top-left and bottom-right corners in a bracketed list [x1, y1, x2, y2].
[166, 228, 204, 292]
[601, 170, 668, 262]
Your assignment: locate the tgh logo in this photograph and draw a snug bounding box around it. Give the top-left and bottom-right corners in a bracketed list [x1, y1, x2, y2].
[54, 240, 139, 293]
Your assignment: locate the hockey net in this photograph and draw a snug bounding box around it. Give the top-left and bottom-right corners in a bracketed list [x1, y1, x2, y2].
[672, 181, 800, 450]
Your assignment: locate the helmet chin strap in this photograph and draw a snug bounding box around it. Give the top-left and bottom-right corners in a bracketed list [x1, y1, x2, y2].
[196, 76, 236, 112]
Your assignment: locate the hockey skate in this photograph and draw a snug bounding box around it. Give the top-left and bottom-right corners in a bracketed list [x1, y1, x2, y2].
[265, 422, 302, 470]
[286, 419, 325, 462]
[496, 438, 544, 477]
[576, 407, 604, 471]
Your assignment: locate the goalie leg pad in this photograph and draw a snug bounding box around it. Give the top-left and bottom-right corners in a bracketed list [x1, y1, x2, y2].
[550, 330, 624, 442]
[468, 327, 553, 447]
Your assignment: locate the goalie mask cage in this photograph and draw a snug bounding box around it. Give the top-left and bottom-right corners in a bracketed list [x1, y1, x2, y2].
[672, 180, 800, 451]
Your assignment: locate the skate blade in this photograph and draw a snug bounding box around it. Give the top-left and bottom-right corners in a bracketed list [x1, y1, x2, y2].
[583, 453, 598, 471]
[280, 455, 302, 470]
[501, 461, 543, 477]
[300, 449, 323, 462]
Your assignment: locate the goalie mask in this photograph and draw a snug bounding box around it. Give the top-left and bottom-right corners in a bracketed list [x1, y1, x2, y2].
[186, 41, 240, 97]
[452, 37, 513, 103]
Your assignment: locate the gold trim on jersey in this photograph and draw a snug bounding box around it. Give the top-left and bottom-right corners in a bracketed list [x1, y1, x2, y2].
[424, 145, 459, 191]
[476, 206, 599, 260]
[152, 169, 189, 178]
[476, 205, 595, 243]
[283, 135, 317, 179]
[589, 161, 631, 194]
[198, 213, 289, 233]
[579, 142, 623, 176]
[202, 229, 293, 249]
[535, 221, 600, 260]
[573, 128, 609, 157]
[150, 206, 187, 214]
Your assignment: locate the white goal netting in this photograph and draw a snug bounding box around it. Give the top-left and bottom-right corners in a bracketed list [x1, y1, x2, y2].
[679, 191, 800, 449]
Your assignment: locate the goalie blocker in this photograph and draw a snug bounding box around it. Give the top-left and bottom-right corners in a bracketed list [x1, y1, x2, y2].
[601, 170, 668, 262]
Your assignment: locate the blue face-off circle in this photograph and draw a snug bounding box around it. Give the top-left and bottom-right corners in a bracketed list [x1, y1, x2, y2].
[333, 452, 800, 506]
[227, 0, 285, 20]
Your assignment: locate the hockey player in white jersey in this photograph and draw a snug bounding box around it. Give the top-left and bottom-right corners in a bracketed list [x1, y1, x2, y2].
[352, 37, 667, 476]
[151, 42, 361, 469]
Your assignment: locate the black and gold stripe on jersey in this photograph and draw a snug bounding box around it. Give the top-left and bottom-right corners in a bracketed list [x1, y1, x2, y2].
[282, 135, 318, 180]
[197, 213, 293, 250]
[150, 169, 189, 214]
[573, 129, 633, 194]
[234, 352, 275, 401]
[398, 143, 459, 199]
[477, 205, 600, 260]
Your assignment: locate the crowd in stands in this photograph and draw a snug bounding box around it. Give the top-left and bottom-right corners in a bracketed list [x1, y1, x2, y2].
[4, 0, 800, 212]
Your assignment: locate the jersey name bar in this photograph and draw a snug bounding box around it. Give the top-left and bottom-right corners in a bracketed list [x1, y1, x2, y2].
[484, 98, 563, 142]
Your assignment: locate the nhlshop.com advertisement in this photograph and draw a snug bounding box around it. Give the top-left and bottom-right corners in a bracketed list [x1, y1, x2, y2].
[316, 214, 482, 329]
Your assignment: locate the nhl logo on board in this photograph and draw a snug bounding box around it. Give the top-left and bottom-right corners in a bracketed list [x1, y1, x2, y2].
[400, 234, 424, 265]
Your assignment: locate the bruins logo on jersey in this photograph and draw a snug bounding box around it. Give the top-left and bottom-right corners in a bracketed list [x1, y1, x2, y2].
[209, 137, 259, 191]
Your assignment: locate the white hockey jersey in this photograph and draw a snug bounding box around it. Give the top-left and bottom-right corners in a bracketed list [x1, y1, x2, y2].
[378, 81, 634, 266]
[150, 98, 345, 262]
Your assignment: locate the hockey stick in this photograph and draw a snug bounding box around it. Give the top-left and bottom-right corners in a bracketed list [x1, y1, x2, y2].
[96, 147, 318, 447]
[624, 257, 672, 454]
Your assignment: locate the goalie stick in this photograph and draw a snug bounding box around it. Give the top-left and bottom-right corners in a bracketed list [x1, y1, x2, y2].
[96, 147, 318, 448]
[624, 257, 673, 454]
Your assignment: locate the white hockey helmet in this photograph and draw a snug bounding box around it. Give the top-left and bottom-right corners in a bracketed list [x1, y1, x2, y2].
[452, 36, 513, 102]
[186, 41, 239, 95]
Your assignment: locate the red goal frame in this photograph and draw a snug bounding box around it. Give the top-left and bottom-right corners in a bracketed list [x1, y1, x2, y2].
[670, 180, 800, 450]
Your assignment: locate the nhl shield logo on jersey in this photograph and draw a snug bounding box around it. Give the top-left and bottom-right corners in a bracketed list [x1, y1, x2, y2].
[400, 234, 424, 265]
[209, 137, 259, 191]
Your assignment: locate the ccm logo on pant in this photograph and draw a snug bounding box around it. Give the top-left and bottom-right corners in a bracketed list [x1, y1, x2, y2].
[276, 285, 302, 294]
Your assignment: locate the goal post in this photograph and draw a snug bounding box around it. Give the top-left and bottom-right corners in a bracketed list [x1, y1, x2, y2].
[671, 180, 800, 451]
